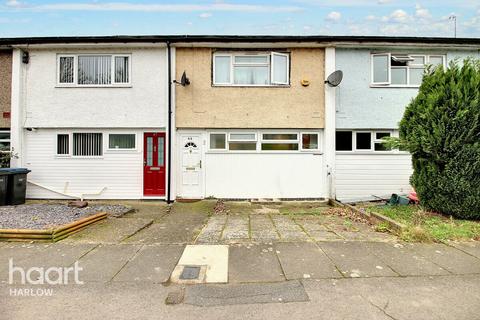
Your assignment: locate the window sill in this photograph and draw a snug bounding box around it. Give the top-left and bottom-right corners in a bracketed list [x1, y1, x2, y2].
[105, 149, 138, 153]
[55, 84, 132, 88]
[206, 150, 322, 154]
[335, 151, 409, 155]
[212, 84, 290, 88]
[369, 84, 420, 89]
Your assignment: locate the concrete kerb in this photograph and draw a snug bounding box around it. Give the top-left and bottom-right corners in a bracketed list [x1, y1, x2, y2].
[329, 199, 406, 234]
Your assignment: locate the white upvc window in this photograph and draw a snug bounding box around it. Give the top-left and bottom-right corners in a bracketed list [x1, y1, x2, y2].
[300, 132, 320, 151]
[209, 132, 227, 151]
[371, 53, 391, 85]
[336, 130, 394, 153]
[56, 132, 103, 157]
[371, 53, 446, 87]
[213, 51, 290, 86]
[57, 54, 131, 87]
[56, 133, 71, 156]
[108, 133, 136, 151]
[261, 133, 299, 151]
[228, 132, 257, 151]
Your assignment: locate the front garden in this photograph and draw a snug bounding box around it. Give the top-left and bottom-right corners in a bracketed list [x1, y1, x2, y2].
[364, 203, 480, 242]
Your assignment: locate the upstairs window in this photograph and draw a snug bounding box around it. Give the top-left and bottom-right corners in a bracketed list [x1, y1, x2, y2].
[213, 52, 289, 86]
[371, 53, 445, 87]
[57, 54, 130, 86]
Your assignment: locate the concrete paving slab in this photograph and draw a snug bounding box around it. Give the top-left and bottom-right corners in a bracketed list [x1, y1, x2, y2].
[121, 203, 169, 221]
[277, 230, 310, 241]
[303, 275, 480, 320]
[3, 243, 98, 284]
[412, 243, 480, 274]
[64, 218, 153, 244]
[275, 242, 341, 279]
[195, 216, 227, 244]
[295, 220, 329, 232]
[251, 230, 279, 241]
[77, 244, 141, 282]
[271, 215, 299, 230]
[366, 242, 450, 276]
[229, 244, 285, 283]
[448, 241, 480, 259]
[113, 244, 184, 283]
[184, 280, 309, 306]
[0, 243, 51, 283]
[334, 231, 369, 241]
[319, 242, 397, 278]
[176, 245, 229, 283]
[125, 211, 208, 244]
[221, 216, 249, 242]
[307, 230, 343, 241]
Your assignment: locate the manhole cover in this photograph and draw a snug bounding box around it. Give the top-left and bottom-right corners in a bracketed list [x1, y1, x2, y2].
[180, 266, 201, 280]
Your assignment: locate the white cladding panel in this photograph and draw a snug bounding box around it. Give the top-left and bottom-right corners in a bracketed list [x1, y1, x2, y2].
[335, 153, 413, 202]
[23, 48, 167, 128]
[25, 129, 151, 199]
[204, 153, 326, 199]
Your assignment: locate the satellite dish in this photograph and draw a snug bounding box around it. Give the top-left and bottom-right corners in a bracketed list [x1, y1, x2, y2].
[325, 70, 343, 87]
[174, 71, 190, 86]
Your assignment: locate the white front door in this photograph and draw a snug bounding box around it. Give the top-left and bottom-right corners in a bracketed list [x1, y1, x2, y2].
[179, 134, 203, 198]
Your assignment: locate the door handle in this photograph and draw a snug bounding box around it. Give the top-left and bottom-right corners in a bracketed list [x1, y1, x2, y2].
[199, 160, 202, 169]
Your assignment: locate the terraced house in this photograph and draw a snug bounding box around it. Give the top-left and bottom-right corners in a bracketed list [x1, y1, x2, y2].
[0, 35, 479, 202]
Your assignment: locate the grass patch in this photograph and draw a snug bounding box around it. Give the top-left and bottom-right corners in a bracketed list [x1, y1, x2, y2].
[366, 205, 480, 242]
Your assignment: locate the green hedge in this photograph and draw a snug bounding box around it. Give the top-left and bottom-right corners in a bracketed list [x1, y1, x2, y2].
[399, 59, 480, 220]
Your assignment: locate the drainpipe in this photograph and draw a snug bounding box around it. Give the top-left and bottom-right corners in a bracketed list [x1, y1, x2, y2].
[166, 42, 173, 204]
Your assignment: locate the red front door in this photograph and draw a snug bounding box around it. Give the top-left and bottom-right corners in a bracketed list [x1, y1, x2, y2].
[143, 132, 166, 196]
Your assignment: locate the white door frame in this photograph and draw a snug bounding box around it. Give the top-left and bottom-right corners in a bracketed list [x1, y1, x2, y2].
[176, 131, 205, 199]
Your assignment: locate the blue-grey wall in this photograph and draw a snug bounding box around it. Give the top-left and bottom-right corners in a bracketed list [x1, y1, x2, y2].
[335, 48, 480, 129]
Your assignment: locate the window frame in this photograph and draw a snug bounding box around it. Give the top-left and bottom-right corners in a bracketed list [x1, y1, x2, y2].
[300, 132, 320, 151]
[55, 133, 72, 157]
[208, 132, 228, 151]
[56, 53, 132, 87]
[373, 131, 392, 151]
[71, 132, 104, 158]
[336, 130, 398, 153]
[228, 132, 257, 142]
[354, 131, 373, 152]
[212, 51, 290, 87]
[371, 53, 391, 86]
[371, 53, 446, 88]
[107, 133, 137, 152]
[260, 132, 299, 152]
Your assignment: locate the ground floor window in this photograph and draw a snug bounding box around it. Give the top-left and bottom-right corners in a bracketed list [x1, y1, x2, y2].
[336, 130, 393, 152]
[0, 130, 10, 168]
[108, 133, 136, 150]
[208, 130, 321, 152]
[56, 132, 103, 157]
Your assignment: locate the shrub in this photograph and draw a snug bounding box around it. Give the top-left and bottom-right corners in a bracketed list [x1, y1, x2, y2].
[399, 59, 480, 220]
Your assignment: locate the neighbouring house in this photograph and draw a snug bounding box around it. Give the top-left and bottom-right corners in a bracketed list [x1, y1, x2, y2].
[1, 35, 479, 202]
[174, 41, 332, 199]
[333, 41, 480, 202]
[7, 39, 170, 200]
[0, 49, 12, 166]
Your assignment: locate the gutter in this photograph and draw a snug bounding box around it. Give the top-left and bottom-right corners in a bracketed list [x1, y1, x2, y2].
[166, 41, 173, 204]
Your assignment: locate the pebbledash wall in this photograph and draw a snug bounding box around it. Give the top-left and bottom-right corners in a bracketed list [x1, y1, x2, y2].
[0, 50, 12, 129]
[334, 47, 480, 202]
[11, 47, 169, 199]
